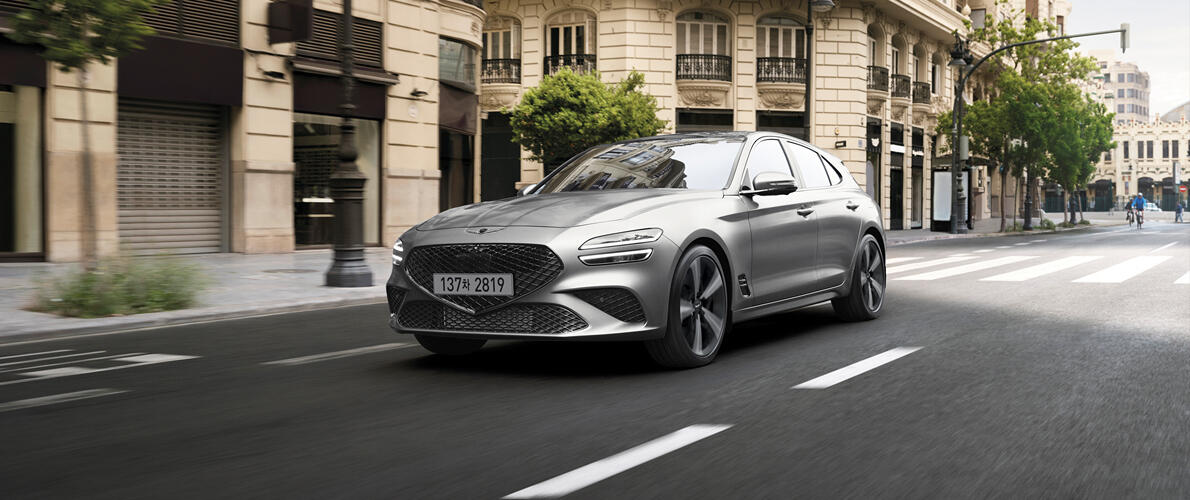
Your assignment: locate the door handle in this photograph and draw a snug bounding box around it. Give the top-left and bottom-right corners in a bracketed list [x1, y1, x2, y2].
[797, 208, 814, 217]
[846, 201, 860, 211]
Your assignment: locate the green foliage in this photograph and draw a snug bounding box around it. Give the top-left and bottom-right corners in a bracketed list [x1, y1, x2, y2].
[509, 69, 667, 171]
[1078, 219, 1092, 225]
[1058, 221, 1077, 228]
[8, 0, 167, 71]
[30, 257, 206, 318]
[1038, 218, 1056, 230]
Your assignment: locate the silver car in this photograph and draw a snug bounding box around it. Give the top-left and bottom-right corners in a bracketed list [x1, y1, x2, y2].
[386, 132, 885, 368]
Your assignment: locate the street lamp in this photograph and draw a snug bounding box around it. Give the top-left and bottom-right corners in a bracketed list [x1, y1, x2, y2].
[804, 0, 835, 142]
[944, 23, 1130, 234]
[325, 0, 373, 287]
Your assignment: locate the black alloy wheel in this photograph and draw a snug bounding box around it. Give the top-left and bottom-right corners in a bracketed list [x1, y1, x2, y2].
[646, 245, 730, 368]
[832, 234, 885, 321]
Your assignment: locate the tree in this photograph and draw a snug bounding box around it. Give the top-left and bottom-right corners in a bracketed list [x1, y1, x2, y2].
[9, 0, 165, 268]
[509, 69, 667, 173]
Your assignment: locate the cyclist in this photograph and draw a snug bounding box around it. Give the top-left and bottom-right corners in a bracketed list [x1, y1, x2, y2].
[1132, 194, 1147, 228]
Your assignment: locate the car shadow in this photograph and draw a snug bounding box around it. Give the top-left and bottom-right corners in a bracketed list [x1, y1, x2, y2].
[392, 303, 845, 377]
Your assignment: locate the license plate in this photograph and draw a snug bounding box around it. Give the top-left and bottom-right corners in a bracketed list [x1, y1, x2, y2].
[432, 273, 514, 296]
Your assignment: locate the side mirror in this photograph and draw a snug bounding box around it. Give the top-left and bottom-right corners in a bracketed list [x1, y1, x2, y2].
[742, 172, 798, 196]
[517, 183, 537, 197]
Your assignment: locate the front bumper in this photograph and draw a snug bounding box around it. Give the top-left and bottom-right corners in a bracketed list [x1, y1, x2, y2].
[386, 226, 677, 341]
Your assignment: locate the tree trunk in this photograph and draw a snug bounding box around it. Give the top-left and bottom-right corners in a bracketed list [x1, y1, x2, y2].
[1077, 186, 1086, 222]
[999, 165, 1007, 232]
[1023, 174, 1035, 230]
[1012, 175, 1022, 229]
[78, 69, 97, 270]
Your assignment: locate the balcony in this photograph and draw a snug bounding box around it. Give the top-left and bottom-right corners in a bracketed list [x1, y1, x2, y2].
[481, 58, 521, 84]
[676, 54, 732, 82]
[544, 54, 597, 75]
[457, 0, 484, 9]
[891, 74, 911, 99]
[867, 66, 889, 92]
[756, 57, 807, 84]
[912, 81, 931, 104]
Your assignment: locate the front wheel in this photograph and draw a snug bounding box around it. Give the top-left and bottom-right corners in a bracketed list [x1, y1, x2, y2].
[645, 245, 730, 369]
[832, 234, 885, 321]
[414, 334, 486, 355]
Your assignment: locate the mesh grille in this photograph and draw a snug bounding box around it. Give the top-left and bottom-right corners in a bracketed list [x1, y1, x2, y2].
[572, 288, 646, 323]
[386, 286, 406, 313]
[397, 301, 587, 334]
[404, 244, 563, 313]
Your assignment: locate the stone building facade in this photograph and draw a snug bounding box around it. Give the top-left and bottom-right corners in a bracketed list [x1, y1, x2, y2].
[1086, 117, 1190, 212]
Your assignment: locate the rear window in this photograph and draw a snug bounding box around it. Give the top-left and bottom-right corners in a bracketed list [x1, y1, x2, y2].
[534, 137, 744, 193]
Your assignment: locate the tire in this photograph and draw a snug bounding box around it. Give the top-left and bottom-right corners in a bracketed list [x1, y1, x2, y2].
[414, 334, 486, 355]
[645, 245, 731, 369]
[832, 234, 886, 322]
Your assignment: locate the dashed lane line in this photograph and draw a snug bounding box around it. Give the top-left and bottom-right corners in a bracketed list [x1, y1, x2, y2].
[0, 353, 198, 386]
[973, 249, 995, 253]
[0, 352, 132, 374]
[793, 347, 922, 389]
[0, 350, 106, 368]
[263, 343, 413, 366]
[0, 350, 71, 361]
[503, 424, 733, 499]
[0, 389, 128, 413]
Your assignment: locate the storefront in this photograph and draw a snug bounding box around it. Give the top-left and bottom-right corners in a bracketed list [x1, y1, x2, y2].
[0, 38, 45, 261]
[292, 113, 382, 247]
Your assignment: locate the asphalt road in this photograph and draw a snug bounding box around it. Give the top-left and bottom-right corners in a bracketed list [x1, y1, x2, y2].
[1, 222, 1188, 499]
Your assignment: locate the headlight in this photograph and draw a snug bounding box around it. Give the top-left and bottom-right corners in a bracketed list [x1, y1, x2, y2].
[579, 228, 663, 250]
[392, 239, 405, 265]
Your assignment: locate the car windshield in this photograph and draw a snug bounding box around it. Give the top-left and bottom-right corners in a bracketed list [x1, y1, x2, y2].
[533, 137, 744, 193]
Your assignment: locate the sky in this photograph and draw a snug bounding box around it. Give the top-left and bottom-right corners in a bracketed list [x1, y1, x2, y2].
[1065, 0, 1190, 118]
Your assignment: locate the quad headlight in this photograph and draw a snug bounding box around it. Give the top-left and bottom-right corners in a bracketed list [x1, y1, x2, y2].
[579, 228, 663, 250]
[392, 239, 405, 265]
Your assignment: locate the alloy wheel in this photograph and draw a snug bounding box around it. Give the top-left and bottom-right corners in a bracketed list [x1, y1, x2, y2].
[677, 255, 728, 356]
[859, 240, 885, 312]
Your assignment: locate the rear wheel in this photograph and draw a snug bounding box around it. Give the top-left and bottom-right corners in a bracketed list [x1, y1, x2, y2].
[414, 334, 486, 355]
[832, 234, 885, 321]
[645, 245, 730, 369]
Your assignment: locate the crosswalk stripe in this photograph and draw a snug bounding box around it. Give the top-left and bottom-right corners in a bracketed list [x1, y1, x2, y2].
[980, 256, 1102, 282]
[886, 256, 976, 275]
[1149, 242, 1177, 253]
[886, 257, 923, 265]
[1072, 256, 1171, 283]
[1175, 272, 1189, 285]
[895, 256, 1037, 281]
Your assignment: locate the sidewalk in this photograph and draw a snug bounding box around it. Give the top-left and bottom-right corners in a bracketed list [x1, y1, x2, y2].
[885, 212, 1130, 246]
[0, 214, 1139, 341]
[0, 249, 392, 342]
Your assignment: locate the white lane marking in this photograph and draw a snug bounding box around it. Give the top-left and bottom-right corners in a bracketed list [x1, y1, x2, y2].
[995, 246, 1012, 249]
[0, 350, 105, 368]
[895, 256, 1037, 281]
[0, 389, 128, 413]
[1, 353, 197, 386]
[503, 425, 732, 499]
[0, 350, 72, 361]
[886, 256, 977, 275]
[0, 352, 142, 374]
[980, 256, 1102, 282]
[1149, 241, 1178, 253]
[1176, 272, 1190, 285]
[263, 343, 412, 366]
[948, 253, 974, 257]
[1013, 242, 1030, 246]
[1072, 256, 1172, 283]
[1030, 239, 1047, 243]
[973, 249, 995, 253]
[885, 257, 923, 265]
[793, 347, 922, 389]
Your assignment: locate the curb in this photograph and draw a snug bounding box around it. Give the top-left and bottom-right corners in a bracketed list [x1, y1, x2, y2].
[0, 294, 387, 345]
[886, 222, 1109, 247]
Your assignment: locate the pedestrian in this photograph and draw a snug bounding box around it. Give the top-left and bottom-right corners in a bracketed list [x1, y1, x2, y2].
[1177, 201, 1184, 223]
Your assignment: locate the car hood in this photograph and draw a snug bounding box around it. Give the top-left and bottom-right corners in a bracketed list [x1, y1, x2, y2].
[417, 189, 721, 230]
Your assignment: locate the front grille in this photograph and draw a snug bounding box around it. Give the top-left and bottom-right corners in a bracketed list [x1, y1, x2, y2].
[386, 285, 406, 313]
[572, 288, 646, 323]
[397, 301, 588, 334]
[404, 244, 563, 314]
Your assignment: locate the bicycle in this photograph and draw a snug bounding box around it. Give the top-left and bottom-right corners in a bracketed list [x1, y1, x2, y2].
[1126, 208, 1134, 227]
[1136, 209, 1144, 229]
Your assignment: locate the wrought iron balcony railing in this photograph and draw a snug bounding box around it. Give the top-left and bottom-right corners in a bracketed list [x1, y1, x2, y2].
[756, 57, 807, 84]
[867, 66, 889, 92]
[912, 81, 932, 104]
[676, 54, 732, 82]
[481, 58, 521, 84]
[891, 74, 911, 98]
[543, 54, 597, 75]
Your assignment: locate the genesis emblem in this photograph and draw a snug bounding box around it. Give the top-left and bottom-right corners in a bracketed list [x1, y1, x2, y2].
[466, 227, 505, 234]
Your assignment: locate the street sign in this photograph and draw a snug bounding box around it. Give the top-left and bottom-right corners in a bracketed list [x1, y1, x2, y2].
[1180, 185, 1187, 193]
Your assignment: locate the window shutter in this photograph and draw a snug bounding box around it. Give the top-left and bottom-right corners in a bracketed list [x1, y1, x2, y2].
[141, 0, 240, 46]
[297, 10, 384, 69]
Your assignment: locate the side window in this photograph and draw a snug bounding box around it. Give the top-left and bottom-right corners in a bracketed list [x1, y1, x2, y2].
[744, 140, 793, 186]
[823, 157, 844, 185]
[786, 143, 831, 188]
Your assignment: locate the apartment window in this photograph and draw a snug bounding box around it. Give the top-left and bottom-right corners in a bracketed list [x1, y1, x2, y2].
[483, 17, 521, 60]
[676, 11, 731, 56]
[1117, 74, 1125, 82]
[931, 63, 939, 93]
[1123, 141, 1129, 158]
[1127, 88, 1136, 98]
[756, 15, 805, 59]
[1162, 140, 1169, 158]
[970, 8, 986, 29]
[439, 38, 477, 87]
[1174, 140, 1180, 158]
[546, 10, 597, 57]
[1117, 89, 1124, 98]
[891, 47, 901, 74]
[1117, 104, 1124, 113]
[1103, 72, 1109, 81]
[868, 37, 878, 65]
[1105, 150, 1112, 161]
[1147, 141, 1153, 158]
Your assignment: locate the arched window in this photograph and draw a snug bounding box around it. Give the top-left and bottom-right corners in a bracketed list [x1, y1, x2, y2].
[544, 10, 597, 74]
[482, 16, 521, 83]
[676, 11, 730, 56]
[756, 15, 805, 83]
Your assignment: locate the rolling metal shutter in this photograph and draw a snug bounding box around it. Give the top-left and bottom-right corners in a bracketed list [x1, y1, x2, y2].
[117, 100, 225, 255]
